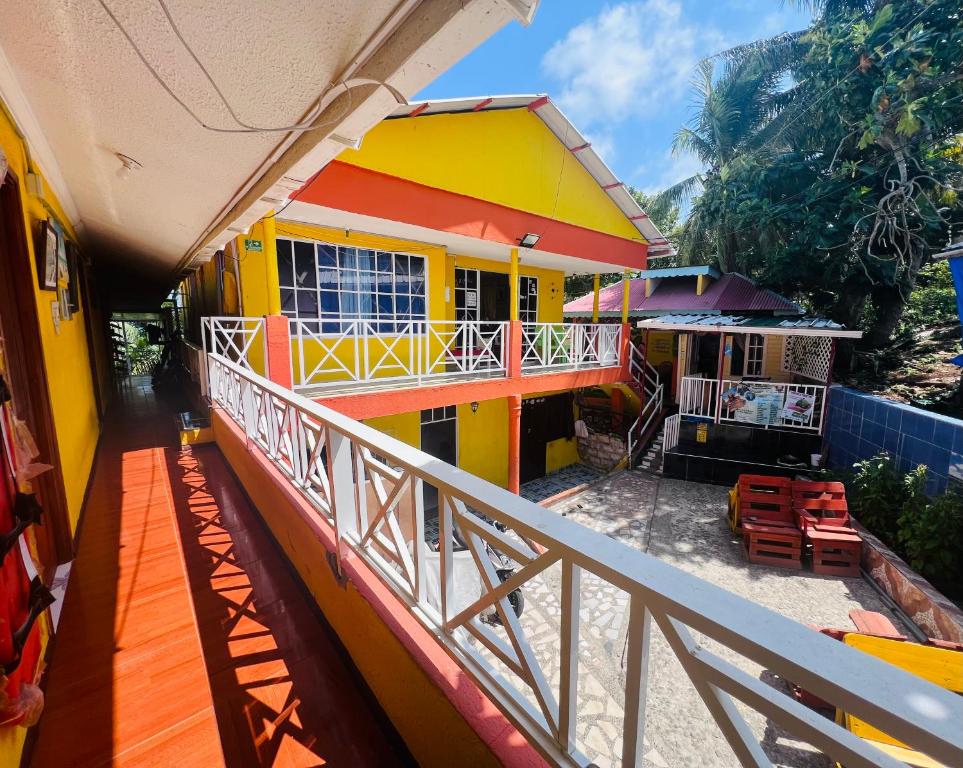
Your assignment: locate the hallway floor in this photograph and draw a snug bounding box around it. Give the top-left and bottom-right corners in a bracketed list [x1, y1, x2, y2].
[30, 377, 410, 767]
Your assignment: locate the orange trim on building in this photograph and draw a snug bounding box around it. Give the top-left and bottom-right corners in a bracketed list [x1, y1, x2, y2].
[313, 365, 628, 420]
[297, 162, 648, 270]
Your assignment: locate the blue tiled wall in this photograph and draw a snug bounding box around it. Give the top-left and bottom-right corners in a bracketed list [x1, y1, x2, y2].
[825, 386, 963, 496]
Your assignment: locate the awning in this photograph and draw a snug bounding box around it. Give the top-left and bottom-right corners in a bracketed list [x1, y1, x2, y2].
[637, 313, 862, 338]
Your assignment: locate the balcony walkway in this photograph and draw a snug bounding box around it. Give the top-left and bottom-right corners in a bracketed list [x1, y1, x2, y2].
[30, 377, 411, 767]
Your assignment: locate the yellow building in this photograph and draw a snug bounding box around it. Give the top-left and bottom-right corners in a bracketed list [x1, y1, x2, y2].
[188, 96, 673, 494]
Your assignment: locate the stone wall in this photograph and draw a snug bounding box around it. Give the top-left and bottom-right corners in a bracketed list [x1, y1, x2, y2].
[825, 386, 963, 496]
[577, 431, 626, 472]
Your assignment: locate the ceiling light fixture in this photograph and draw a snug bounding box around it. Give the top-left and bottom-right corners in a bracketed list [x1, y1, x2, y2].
[518, 233, 540, 248]
[115, 153, 143, 180]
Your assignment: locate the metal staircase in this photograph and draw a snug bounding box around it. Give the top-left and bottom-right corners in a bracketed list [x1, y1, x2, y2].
[627, 345, 665, 466]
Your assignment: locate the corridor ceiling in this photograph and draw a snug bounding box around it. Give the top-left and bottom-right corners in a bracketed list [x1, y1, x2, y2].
[0, 0, 534, 306]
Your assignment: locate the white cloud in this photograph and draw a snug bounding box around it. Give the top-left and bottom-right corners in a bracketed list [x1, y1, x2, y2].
[541, 1, 726, 129]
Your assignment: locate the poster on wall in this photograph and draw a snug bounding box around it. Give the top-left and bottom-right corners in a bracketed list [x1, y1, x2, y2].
[36, 221, 59, 291]
[782, 390, 816, 423]
[720, 383, 785, 425]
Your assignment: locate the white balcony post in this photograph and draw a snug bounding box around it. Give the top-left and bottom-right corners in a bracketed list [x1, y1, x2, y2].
[328, 428, 358, 556]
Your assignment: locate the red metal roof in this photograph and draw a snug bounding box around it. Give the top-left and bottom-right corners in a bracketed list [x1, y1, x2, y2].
[563, 273, 802, 316]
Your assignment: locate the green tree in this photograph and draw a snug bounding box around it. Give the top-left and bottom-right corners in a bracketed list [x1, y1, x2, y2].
[658, 0, 963, 347]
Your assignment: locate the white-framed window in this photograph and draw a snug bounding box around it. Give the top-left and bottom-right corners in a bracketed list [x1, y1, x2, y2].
[420, 405, 456, 424]
[746, 333, 765, 376]
[454, 268, 479, 322]
[519, 275, 538, 322]
[277, 237, 427, 333]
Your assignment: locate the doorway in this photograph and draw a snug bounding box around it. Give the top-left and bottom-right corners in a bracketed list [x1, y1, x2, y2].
[420, 406, 456, 512]
[0, 172, 73, 569]
[520, 393, 575, 484]
[693, 333, 721, 379]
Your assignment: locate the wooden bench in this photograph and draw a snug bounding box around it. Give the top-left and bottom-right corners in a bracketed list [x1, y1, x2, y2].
[807, 525, 861, 577]
[742, 521, 802, 570]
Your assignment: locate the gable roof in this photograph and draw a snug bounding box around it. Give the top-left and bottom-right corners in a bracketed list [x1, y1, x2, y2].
[564, 273, 803, 317]
[386, 95, 675, 257]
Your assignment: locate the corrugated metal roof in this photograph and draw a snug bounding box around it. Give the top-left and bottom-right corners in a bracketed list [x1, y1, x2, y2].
[636, 313, 862, 338]
[387, 95, 675, 257]
[638, 266, 720, 279]
[563, 273, 802, 316]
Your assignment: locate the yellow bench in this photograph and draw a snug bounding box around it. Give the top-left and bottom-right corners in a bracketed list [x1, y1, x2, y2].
[836, 634, 963, 768]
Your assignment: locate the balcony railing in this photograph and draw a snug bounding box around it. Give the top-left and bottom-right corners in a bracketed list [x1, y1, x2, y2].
[201, 316, 266, 376]
[521, 323, 621, 373]
[292, 319, 508, 390]
[679, 376, 827, 433]
[207, 350, 963, 768]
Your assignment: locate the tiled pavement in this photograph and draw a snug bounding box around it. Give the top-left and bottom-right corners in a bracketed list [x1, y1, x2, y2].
[506, 470, 911, 768]
[519, 463, 602, 503]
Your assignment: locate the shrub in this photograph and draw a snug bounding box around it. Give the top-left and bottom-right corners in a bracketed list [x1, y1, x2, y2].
[897, 490, 963, 593]
[849, 453, 906, 542]
[849, 452, 963, 598]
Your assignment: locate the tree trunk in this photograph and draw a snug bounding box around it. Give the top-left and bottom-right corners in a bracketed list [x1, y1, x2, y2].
[865, 283, 909, 348]
[831, 278, 868, 371]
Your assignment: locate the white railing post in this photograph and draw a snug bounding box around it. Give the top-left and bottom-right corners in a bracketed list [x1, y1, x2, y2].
[621, 596, 653, 767]
[328, 428, 358, 553]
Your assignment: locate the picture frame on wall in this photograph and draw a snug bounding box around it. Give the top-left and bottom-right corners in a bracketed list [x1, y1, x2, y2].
[36, 220, 59, 291]
[66, 240, 80, 312]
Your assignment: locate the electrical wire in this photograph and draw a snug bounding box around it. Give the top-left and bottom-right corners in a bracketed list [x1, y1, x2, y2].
[96, 0, 407, 134]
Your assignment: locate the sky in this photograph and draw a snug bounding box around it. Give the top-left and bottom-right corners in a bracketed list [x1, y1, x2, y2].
[417, 0, 813, 199]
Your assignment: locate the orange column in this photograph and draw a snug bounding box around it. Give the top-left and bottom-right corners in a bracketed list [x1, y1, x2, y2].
[264, 314, 293, 390]
[508, 394, 522, 494]
[507, 320, 522, 379]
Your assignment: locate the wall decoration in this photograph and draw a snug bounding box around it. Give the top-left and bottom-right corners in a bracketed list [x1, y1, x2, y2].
[65, 241, 80, 313]
[721, 382, 784, 425]
[782, 390, 816, 422]
[36, 222, 58, 291]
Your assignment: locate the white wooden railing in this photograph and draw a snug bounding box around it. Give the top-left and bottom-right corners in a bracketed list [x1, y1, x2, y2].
[521, 323, 620, 372]
[208, 351, 963, 768]
[292, 319, 507, 389]
[201, 316, 266, 377]
[627, 346, 664, 460]
[679, 376, 828, 433]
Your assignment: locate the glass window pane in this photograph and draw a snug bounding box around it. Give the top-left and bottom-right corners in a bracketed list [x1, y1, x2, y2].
[395, 295, 410, 316]
[377, 252, 392, 272]
[394, 254, 409, 276]
[341, 271, 359, 290]
[322, 321, 341, 334]
[317, 244, 337, 267]
[357, 249, 375, 272]
[410, 274, 425, 295]
[467, 270, 476, 289]
[319, 290, 339, 314]
[339, 247, 357, 270]
[341, 291, 358, 316]
[410, 257, 425, 277]
[455, 269, 466, 288]
[293, 242, 314, 287]
[296, 290, 318, 317]
[276, 239, 293, 286]
[280, 287, 296, 313]
[377, 294, 393, 314]
[411, 297, 426, 317]
[318, 265, 338, 288]
[376, 272, 393, 292]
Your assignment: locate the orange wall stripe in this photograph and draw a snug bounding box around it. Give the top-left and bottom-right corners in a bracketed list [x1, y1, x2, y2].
[297, 162, 648, 270]
[314, 365, 628, 420]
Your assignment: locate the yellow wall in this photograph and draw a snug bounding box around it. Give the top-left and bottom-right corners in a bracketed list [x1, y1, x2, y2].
[235, 223, 567, 385]
[457, 399, 508, 487]
[338, 108, 643, 242]
[364, 411, 421, 449]
[0, 107, 99, 534]
[0, 100, 102, 766]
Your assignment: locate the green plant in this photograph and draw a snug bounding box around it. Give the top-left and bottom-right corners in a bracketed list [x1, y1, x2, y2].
[897, 490, 963, 594]
[849, 452, 906, 542]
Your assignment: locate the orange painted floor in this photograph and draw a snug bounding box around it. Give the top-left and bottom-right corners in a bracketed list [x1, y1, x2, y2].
[30, 378, 411, 767]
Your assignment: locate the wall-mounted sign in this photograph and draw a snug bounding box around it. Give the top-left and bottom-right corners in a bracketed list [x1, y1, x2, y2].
[465, 290, 477, 308]
[782, 390, 816, 422]
[696, 423, 708, 443]
[245, 238, 263, 252]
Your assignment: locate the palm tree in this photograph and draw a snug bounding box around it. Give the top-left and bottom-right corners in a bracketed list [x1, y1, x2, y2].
[655, 33, 806, 271]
